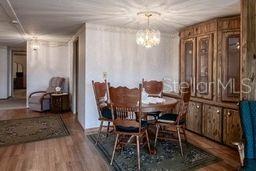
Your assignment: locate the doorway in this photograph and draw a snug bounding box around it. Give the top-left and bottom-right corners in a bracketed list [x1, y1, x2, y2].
[0, 49, 27, 110]
[72, 38, 79, 114]
[12, 50, 27, 99]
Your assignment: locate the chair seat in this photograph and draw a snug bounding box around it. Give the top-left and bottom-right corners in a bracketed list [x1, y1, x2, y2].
[29, 94, 50, 104]
[242, 159, 256, 170]
[147, 111, 161, 118]
[100, 107, 112, 119]
[116, 121, 148, 133]
[158, 113, 185, 125]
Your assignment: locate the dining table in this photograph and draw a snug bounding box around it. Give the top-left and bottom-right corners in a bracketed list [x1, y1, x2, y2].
[141, 96, 178, 113]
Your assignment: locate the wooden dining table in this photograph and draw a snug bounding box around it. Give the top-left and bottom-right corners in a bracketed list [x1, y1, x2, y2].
[141, 96, 178, 113]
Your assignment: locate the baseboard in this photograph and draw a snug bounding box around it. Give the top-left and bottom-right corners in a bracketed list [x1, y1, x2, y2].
[0, 96, 11, 100]
[85, 126, 113, 135]
[85, 127, 98, 134]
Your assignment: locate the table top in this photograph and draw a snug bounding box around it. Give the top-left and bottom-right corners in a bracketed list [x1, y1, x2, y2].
[51, 93, 68, 96]
[141, 97, 178, 113]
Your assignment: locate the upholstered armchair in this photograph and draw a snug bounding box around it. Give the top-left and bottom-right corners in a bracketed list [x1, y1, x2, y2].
[234, 101, 256, 170]
[28, 77, 65, 112]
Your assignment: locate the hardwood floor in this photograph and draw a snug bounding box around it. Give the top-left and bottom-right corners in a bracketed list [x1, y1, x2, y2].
[0, 109, 240, 171]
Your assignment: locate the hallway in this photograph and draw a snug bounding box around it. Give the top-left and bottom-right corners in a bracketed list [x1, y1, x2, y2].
[0, 89, 26, 110]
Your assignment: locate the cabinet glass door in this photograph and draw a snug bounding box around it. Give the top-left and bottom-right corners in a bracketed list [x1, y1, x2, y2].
[222, 32, 240, 102]
[196, 35, 213, 99]
[181, 38, 196, 96]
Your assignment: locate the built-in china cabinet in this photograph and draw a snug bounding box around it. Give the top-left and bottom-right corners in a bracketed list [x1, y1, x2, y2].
[170, 15, 242, 147]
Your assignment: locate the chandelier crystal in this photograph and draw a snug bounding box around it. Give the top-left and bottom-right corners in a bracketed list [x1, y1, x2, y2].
[136, 11, 161, 48]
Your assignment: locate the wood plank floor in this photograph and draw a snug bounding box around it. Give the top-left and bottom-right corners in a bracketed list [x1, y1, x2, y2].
[0, 109, 240, 171]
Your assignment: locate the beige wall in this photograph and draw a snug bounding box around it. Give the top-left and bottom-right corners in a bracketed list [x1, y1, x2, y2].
[67, 23, 180, 129]
[84, 23, 179, 128]
[26, 40, 70, 105]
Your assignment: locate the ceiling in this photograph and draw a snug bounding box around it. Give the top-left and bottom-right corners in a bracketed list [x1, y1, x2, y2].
[0, 0, 240, 46]
[0, 3, 24, 47]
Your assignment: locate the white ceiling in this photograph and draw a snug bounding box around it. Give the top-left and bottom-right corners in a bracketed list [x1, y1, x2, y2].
[0, 4, 24, 47]
[0, 0, 240, 45]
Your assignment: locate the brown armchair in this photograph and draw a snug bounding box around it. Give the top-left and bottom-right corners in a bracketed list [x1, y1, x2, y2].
[28, 77, 65, 112]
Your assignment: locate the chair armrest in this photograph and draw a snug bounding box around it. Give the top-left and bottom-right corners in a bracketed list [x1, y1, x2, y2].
[233, 141, 245, 167]
[29, 91, 47, 98]
[42, 93, 51, 99]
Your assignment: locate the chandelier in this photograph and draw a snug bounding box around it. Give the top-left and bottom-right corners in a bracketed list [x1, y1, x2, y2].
[136, 11, 161, 48]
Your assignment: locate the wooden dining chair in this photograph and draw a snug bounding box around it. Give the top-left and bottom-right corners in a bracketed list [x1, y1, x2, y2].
[154, 86, 191, 156]
[142, 79, 163, 120]
[92, 80, 112, 145]
[109, 84, 151, 170]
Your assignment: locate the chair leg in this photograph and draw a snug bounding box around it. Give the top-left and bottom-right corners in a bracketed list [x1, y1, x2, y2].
[136, 135, 141, 170]
[110, 134, 119, 165]
[154, 124, 160, 147]
[106, 121, 110, 137]
[145, 130, 151, 152]
[95, 121, 103, 145]
[177, 126, 184, 157]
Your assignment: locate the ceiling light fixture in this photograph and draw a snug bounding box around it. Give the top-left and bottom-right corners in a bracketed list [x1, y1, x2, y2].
[136, 11, 161, 48]
[11, 20, 18, 24]
[32, 37, 39, 51]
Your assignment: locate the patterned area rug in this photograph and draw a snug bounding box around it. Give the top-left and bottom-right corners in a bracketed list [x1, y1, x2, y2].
[0, 115, 70, 146]
[88, 134, 220, 171]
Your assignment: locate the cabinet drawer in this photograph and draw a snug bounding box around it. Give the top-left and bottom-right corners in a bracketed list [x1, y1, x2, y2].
[202, 104, 222, 142]
[223, 109, 242, 147]
[186, 101, 202, 134]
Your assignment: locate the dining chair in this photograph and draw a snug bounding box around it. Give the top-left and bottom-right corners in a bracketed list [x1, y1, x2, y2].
[154, 86, 191, 156]
[142, 79, 163, 120]
[109, 84, 151, 170]
[92, 80, 112, 145]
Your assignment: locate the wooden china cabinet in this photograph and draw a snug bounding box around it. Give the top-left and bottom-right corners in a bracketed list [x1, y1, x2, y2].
[177, 15, 242, 147]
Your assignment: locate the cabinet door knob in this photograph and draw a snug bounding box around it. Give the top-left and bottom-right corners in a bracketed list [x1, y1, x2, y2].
[196, 105, 200, 109]
[227, 112, 231, 116]
[217, 110, 220, 113]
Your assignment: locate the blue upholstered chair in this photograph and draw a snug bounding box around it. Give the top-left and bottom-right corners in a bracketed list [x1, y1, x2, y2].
[234, 101, 256, 170]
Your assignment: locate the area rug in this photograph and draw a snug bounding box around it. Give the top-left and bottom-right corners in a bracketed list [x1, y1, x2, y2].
[88, 134, 220, 171]
[0, 115, 70, 146]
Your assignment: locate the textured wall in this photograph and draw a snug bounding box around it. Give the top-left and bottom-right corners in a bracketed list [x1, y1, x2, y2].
[26, 41, 70, 105]
[0, 46, 8, 99]
[169, 33, 180, 82]
[84, 23, 179, 128]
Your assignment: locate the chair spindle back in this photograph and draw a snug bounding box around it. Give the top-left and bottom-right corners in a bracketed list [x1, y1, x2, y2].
[142, 79, 163, 97]
[109, 84, 142, 132]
